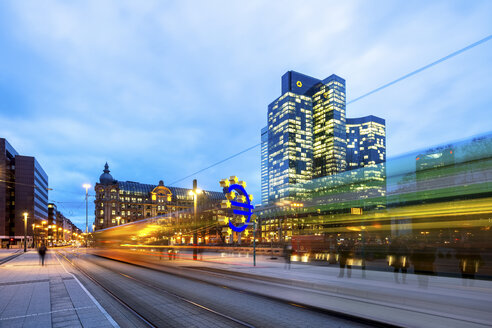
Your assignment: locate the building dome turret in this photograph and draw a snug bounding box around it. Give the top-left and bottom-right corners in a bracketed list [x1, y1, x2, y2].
[99, 162, 115, 185]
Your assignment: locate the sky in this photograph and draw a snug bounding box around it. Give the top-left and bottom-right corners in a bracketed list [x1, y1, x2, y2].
[1, 0, 491, 229]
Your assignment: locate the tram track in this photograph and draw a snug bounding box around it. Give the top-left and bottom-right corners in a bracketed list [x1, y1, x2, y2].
[59, 250, 383, 328]
[89, 251, 396, 328]
[56, 250, 255, 328]
[56, 250, 157, 328]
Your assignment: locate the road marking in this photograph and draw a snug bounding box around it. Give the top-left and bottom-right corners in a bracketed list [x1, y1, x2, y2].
[119, 272, 136, 280]
[55, 252, 120, 328]
[289, 303, 306, 308]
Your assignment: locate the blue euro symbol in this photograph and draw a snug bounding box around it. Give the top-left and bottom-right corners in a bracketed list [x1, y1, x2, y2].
[226, 184, 254, 232]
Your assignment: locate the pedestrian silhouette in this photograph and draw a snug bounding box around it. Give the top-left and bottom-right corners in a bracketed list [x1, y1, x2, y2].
[389, 238, 409, 284]
[355, 241, 367, 278]
[38, 243, 47, 266]
[283, 243, 292, 270]
[337, 240, 353, 278]
[457, 243, 482, 287]
[410, 243, 435, 288]
[198, 244, 204, 261]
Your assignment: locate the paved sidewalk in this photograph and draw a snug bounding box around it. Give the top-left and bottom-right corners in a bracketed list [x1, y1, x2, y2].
[0, 251, 118, 328]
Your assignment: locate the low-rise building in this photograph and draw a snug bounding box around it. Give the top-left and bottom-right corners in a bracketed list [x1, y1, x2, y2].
[93, 163, 224, 230]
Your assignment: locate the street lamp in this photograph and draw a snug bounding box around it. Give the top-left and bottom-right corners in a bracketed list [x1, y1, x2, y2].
[41, 220, 47, 244]
[23, 212, 28, 252]
[83, 183, 91, 247]
[116, 216, 121, 226]
[32, 223, 36, 248]
[189, 179, 202, 261]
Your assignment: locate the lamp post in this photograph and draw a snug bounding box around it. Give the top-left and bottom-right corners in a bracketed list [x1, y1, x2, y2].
[23, 212, 28, 252]
[32, 223, 36, 248]
[41, 220, 47, 244]
[116, 216, 121, 226]
[253, 221, 256, 266]
[246, 216, 257, 266]
[189, 179, 201, 261]
[83, 184, 91, 247]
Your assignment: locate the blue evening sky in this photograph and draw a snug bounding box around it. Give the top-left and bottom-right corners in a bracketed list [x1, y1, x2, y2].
[1, 1, 491, 229]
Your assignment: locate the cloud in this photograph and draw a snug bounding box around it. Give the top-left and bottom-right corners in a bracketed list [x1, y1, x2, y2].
[1, 0, 491, 227]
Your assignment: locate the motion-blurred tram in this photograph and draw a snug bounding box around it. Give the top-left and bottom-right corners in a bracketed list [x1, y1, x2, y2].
[94, 133, 492, 279]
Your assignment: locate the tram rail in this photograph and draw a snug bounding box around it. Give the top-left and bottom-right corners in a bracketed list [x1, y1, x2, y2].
[56, 250, 256, 328]
[88, 249, 399, 328]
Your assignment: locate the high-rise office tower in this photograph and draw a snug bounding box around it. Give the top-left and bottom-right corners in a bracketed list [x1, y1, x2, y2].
[266, 76, 314, 202]
[346, 115, 386, 170]
[312, 74, 347, 178]
[261, 71, 386, 205]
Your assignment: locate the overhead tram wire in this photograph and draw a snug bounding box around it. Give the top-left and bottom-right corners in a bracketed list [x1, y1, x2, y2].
[168, 143, 260, 186]
[347, 33, 492, 104]
[155, 34, 492, 186]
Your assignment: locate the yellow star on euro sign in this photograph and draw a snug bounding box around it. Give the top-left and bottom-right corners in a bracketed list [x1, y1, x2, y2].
[240, 216, 246, 223]
[244, 230, 249, 236]
[227, 228, 232, 235]
[296, 81, 302, 87]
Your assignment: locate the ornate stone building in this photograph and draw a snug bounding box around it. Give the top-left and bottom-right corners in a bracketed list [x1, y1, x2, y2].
[94, 163, 224, 230]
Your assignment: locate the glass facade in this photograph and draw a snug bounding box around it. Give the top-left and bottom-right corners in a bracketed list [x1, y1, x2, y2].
[267, 91, 313, 203]
[311, 74, 347, 178]
[346, 115, 386, 170]
[262, 71, 386, 205]
[260, 126, 269, 205]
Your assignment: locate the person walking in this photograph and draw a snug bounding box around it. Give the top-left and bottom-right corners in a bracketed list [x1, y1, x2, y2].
[410, 243, 435, 288]
[389, 238, 409, 283]
[456, 243, 483, 287]
[283, 243, 292, 270]
[337, 240, 353, 278]
[38, 243, 47, 266]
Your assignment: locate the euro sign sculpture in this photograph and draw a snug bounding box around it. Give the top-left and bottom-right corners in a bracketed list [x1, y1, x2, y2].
[226, 184, 254, 233]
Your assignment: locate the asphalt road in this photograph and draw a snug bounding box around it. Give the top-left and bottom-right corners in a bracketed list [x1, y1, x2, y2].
[60, 250, 370, 328]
